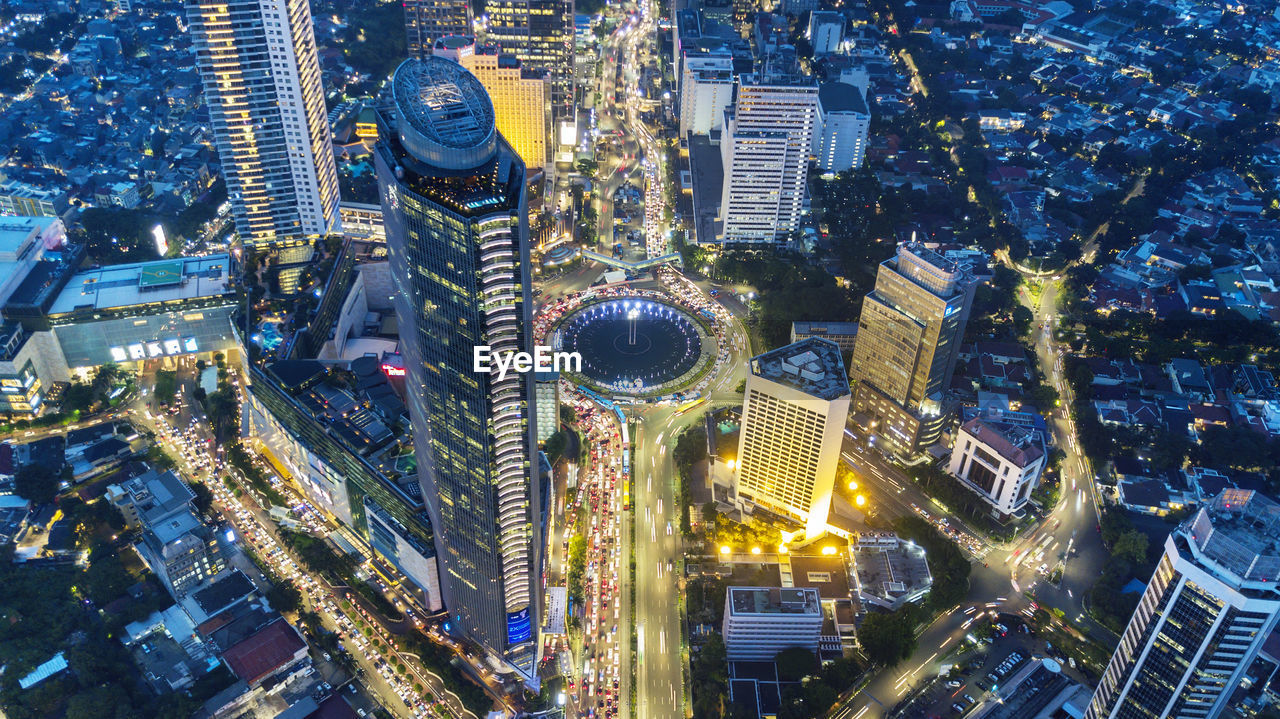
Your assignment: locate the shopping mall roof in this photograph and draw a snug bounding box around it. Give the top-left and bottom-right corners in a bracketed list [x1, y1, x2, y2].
[48, 254, 233, 316]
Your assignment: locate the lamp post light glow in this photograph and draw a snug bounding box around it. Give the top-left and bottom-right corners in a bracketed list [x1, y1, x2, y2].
[750, 546, 761, 555]
[855, 494, 867, 507]
[821, 545, 837, 555]
[848, 479, 858, 491]
[720, 545, 731, 555]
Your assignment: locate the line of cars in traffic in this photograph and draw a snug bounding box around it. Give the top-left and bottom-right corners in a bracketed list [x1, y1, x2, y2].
[151, 410, 452, 719]
[565, 389, 625, 718]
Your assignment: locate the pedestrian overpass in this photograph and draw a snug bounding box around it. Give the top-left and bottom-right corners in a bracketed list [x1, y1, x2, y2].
[579, 249, 682, 271]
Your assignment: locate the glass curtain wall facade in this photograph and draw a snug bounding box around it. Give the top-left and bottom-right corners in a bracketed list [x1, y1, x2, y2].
[484, 0, 574, 122]
[185, 0, 341, 245]
[1086, 490, 1280, 719]
[375, 57, 541, 680]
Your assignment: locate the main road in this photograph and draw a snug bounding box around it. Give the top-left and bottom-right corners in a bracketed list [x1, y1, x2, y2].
[829, 280, 1111, 718]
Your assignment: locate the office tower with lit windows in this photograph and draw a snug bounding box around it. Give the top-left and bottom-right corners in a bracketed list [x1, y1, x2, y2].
[813, 80, 870, 173]
[405, 0, 473, 57]
[734, 338, 850, 537]
[1086, 490, 1280, 719]
[431, 35, 548, 171]
[374, 57, 541, 683]
[717, 70, 818, 245]
[679, 50, 734, 138]
[185, 0, 341, 246]
[849, 243, 975, 459]
[483, 0, 574, 123]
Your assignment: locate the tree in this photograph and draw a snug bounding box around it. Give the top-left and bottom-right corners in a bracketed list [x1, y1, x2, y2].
[191, 481, 215, 515]
[576, 158, 600, 178]
[858, 607, 920, 666]
[1111, 530, 1149, 566]
[14, 463, 58, 504]
[774, 647, 818, 682]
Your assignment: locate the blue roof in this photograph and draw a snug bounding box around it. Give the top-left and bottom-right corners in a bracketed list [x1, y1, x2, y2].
[1121, 578, 1146, 595]
[18, 652, 68, 689]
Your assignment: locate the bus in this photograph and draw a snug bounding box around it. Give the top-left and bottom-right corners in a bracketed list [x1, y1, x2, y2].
[622, 480, 631, 511]
[674, 397, 708, 417]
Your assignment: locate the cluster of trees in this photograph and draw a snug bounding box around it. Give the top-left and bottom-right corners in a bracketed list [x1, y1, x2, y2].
[858, 603, 929, 667]
[399, 632, 494, 717]
[0, 511, 235, 719]
[1089, 509, 1150, 634]
[775, 649, 864, 719]
[673, 422, 708, 537]
[225, 442, 287, 507]
[711, 251, 858, 349]
[566, 535, 587, 604]
[907, 464, 1015, 541]
[12, 463, 61, 505]
[333, 0, 406, 94]
[195, 354, 238, 441]
[63, 363, 131, 415]
[892, 516, 972, 608]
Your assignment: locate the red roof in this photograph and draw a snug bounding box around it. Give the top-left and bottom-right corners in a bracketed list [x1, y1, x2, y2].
[221, 618, 306, 686]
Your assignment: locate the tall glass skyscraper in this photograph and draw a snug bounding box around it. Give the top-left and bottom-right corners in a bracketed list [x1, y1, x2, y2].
[848, 243, 975, 458]
[405, 0, 474, 57]
[484, 0, 574, 122]
[1086, 490, 1280, 719]
[374, 57, 541, 681]
[185, 0, 341, 245]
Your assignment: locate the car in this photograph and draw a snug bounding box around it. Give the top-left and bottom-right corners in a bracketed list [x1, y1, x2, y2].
[946, 680, 962, 688]
[952, 703, 965, 713]
[964, 694, 975, 704]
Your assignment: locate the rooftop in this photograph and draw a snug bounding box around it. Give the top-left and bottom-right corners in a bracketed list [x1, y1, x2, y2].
[1185, 490, 1280, 583]
[221, 617, 307, 686]
[750, 338, 849, 401]
[792, 320, 859, 336]
[728, 586, 821, 616]
[392, 57, 496, 167]
[48, 254, 233, 316]
[961, 417, 1044, 468]
[818, 82, 870, 115]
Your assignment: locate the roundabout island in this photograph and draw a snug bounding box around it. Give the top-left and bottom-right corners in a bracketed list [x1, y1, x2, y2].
[537, 284, 723, 397]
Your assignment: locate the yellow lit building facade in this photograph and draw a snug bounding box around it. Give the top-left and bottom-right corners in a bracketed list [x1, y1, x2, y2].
[735, 339, 850, 538]
[432, 36, 548, 171]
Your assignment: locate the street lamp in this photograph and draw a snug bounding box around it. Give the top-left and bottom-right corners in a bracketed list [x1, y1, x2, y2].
[719, 545, 731, 555]
[821, 546, 837, 555]
[750, 547, 761, 555]
[855, 495, 867, 507]
[848, 479, 858, 491]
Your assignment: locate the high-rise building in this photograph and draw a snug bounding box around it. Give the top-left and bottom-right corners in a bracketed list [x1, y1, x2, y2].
[735, 338, 850, 537]
[375, 57, 541, 682]
[405, 0, 473, 57]
[185, 0, 341, 246]
[432, 35, 548, 171]
[484, 0, 574, 123]
[813, 81, 870, 173]
[722, 586, 823, 660]
[849, 243, 975, 459]
[718, 71, 818, 245]
[807, 11, 844, 56]
[534, 371, 560, 445]
[1086, 490, 1280, 719]
[679, 50, 735, 138]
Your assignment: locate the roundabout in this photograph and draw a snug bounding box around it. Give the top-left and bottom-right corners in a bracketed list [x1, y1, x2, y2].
[548, 295, 716, 396]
